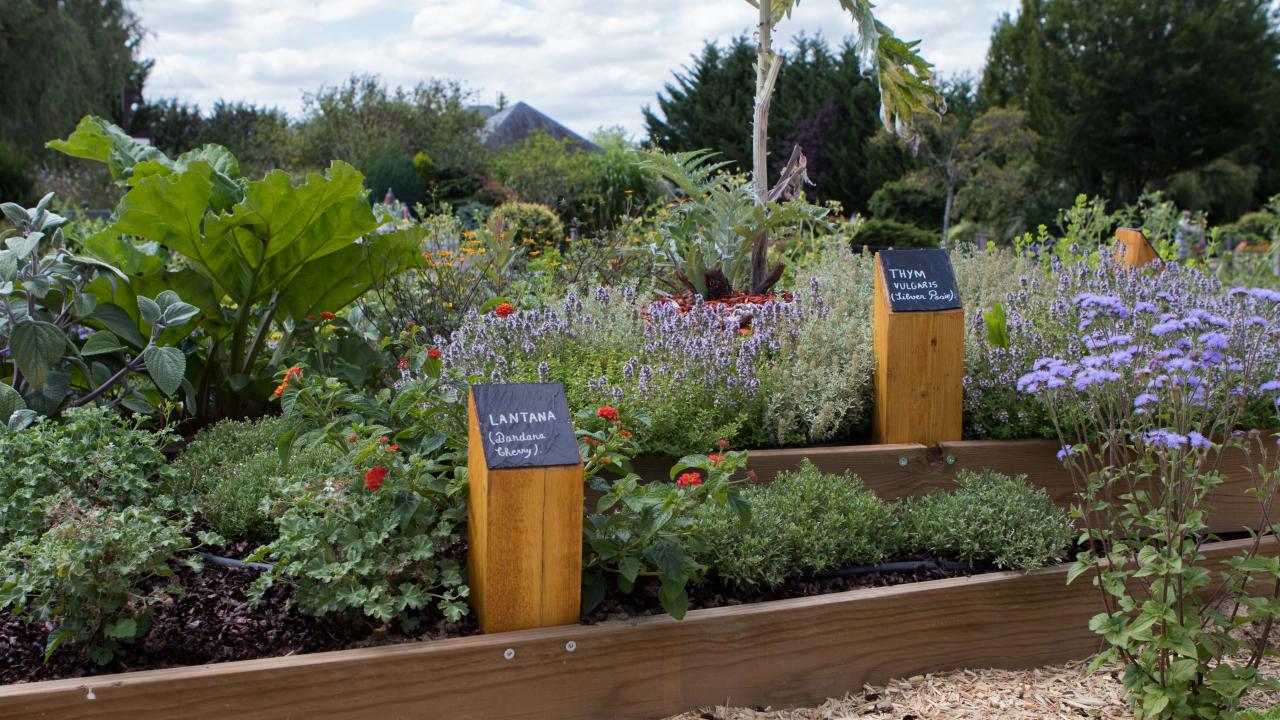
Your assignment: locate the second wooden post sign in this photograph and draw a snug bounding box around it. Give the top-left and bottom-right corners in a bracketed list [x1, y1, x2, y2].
[467, 382, 583, 633]
[872, 248, 964, 445]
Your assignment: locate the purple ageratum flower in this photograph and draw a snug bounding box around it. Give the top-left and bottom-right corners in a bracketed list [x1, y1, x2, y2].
[1260, 380, 1280, 393]
[1135, 301, 1159, 313]
[1198, 331, 1230, 350]
[1187, 431, 1212, 449]
[1134, 392, 1158, 409]
[1143, 428, 1189, 449]
[1151, 319, 1184, 337]
[1056, 444, 1077, 461]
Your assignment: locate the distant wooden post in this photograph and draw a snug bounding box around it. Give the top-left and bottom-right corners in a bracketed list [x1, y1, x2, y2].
[1115, 227, 1159, 268]
[872, 249, 964, 446]
[467, 383, 583, 633]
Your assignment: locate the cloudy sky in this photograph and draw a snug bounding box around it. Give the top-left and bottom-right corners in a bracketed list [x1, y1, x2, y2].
[134, 0, 1019, 138]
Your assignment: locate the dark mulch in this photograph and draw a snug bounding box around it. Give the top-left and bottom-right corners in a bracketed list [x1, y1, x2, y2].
[2, 547, 986, 685]
[582, 561, 980, 625]
[0, 540, 477, 686]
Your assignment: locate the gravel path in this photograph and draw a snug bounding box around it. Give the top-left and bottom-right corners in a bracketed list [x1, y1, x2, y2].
[666, 656, 1280, 719]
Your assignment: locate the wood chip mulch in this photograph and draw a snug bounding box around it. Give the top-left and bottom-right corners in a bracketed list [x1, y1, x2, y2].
[666, 656, 1280, 720]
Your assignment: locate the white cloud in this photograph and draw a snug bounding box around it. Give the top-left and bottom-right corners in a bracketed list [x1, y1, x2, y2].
[135, 0, 1019, 137]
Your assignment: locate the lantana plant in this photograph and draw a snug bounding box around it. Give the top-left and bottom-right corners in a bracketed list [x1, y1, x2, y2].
[1018, 263, 1280, 719]
[578, 406, 750, 619]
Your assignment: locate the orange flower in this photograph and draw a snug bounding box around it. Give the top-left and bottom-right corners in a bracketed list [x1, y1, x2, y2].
[494, 303, 515, 318]
[708, 454, 724, 465]
[273, 366, 302, 397]
[320, 311, 337, 321]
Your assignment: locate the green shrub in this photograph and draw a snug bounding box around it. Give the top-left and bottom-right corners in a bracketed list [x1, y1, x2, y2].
[901, 469, 1072, 570]
[249, 437, 469, 628]
[0, 501, 192, 664]
[1229, 710, 1280, 720]
[172, 417, 344, 541]
[0, 408, 174, 546]
[700, 460, 898, 589]
[0, 140, 33, 206]
[852, 217, 939, 248]
[366, 152, 428, 208]
[490, 201, 565, 246]
[867, 179, 944, 229]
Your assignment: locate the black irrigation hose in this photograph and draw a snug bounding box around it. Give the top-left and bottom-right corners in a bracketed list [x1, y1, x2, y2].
[811, 559, 977, 580]
[198, 551, 273, 572]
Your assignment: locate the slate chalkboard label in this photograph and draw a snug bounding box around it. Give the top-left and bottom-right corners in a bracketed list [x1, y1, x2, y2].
[472, 383, 580, 469]
[878, 249, 962, 312]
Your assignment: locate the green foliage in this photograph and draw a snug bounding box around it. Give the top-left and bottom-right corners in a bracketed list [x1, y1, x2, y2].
[0, 141, 34, 206]
[852, 217, 939, 248]
[867, 180, 944, 229]
[49, 116, 422, 422]
[490, 130, 662, 231]
[365, 153, 428, 209]
[0, 407, 174, 547]
[1, 192, 199, 417]
[490, 201, 565, 246]
[133, 100, 293, 177]
[700, 459, 896, 589]
[901, 469, 1072, 570]
[247, 435, 469, 629]
[171, 417, 344, 541]
[644, 149, 830, 298]
[0, 0, 147, 161]
[0, 502, 194, 665]
[580, 408, 749, 619]
[982, 0, 1280, 204]
[293, 75, 488, 185]
[644, 35, 913, 212]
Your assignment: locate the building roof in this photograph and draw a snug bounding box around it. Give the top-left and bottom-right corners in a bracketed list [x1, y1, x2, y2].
[481, 101, 600, 153]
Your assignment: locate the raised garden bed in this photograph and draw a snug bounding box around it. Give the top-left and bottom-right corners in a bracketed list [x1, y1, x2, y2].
[632, 437, 1280, 534]
[0, 536, 1270, 720]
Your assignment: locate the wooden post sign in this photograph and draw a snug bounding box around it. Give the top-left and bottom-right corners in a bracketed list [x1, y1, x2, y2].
[1115, 227, 1159, 268]
[872, 249, 964, 446]
[467, 383, 583, 633]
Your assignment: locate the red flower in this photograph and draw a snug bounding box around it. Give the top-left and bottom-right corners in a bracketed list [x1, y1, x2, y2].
[747, 470, 760, 484]
[398, 356, 410, 370]
[619, 429, 632, 437]
[364, 466, 388, 491]
[386, 444, 399, 452]
[347, 434, 358, 443]
[494, 303, 515, 318]
[708, 454, 724, 465]
[596, 406, 619, 422]
[428, 348, 442, 360]
[378, 436, 389, 444]
[717, 439, 730, 451]
[320, 311, 337, 321]
[677, 472, 702, 488]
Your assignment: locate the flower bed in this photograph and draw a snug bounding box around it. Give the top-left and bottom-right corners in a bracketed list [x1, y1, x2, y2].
[0, 536, 1270, 720]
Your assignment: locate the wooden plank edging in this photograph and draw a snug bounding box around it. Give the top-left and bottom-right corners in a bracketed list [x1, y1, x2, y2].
[1, 537, 1269, 720]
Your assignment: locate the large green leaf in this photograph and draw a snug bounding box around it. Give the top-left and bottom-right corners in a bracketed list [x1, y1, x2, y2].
[142, 346, 186, 396]
[10, 321, 65, 390]
[112, 163, 221, 286]
[0, 382, 26, 422]
[276, 227, 421, 322]
[203, 162, 378, 304]
[46, 116, 169, 181]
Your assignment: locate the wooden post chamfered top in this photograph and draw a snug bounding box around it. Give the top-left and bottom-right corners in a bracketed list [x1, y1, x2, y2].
[467, 384, 583, 634]
[1115, 227, 1159, 268]
[871, 250, 964, 446]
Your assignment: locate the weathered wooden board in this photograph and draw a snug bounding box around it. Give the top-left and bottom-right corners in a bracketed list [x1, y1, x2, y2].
[1, 538, 1266, 720]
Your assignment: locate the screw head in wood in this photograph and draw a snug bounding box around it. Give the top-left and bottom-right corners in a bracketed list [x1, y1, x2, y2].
[504, 648, 515, 660]
[946, 455, 956, 465]
[898, 456, 908, 466]
[565, 641, 577, 652]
